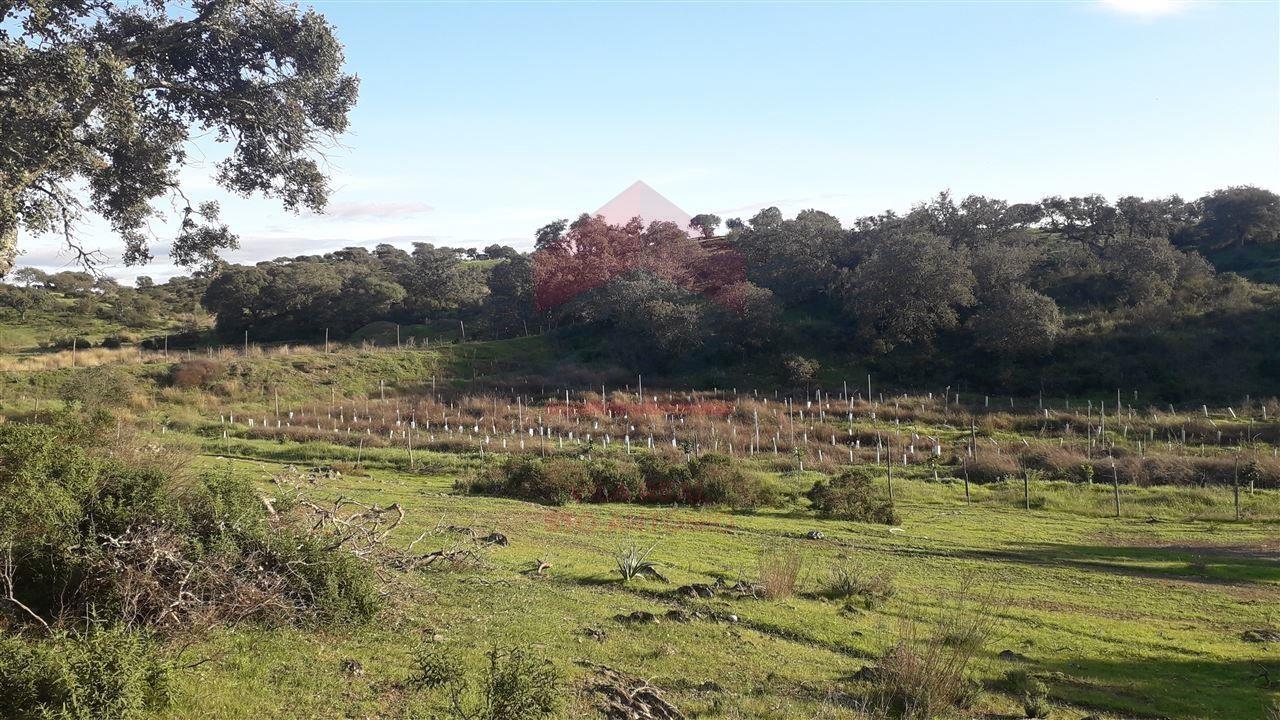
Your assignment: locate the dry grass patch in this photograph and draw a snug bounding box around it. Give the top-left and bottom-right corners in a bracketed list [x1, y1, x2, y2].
[757, 545, 806, 599]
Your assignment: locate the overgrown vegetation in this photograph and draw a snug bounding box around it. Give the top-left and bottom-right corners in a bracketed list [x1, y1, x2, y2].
[411, 645, 561, 720]
[0, 415, 382, 719]
[0, 626, 173, 720]
[0, 417, 380, 630]
[864, 586, 997, 720]
[1005, 669, 1053, 719]
[461, 453, 781, 509]
[820, 557, 896, 609]
[806, 468, 900, 524]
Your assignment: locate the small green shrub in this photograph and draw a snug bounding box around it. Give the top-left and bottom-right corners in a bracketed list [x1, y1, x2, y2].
[688, 454, 780, 509]
[636, 453, 693, 503]
[587, 456, 644, 502]
[1005, 670, 1052, 718]
[411, 645, 560, 720]
[0, 626, 172, 720]
[58, 366, 136, 411]
[807, 468, 899, 524]
[467, 456, 591, 505]
[262, 530, 382, 624]
[821, 557, 895, 608]
[411, 644, 466, 690]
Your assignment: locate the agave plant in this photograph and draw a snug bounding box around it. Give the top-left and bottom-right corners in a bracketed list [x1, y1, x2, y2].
[614, 544, 667, 583]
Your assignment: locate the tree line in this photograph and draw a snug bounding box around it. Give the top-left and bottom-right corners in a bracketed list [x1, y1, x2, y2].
[2, 185, 1277, 397]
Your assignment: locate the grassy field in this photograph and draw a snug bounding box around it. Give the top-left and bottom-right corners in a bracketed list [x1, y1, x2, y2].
[2, 340, 1279, 719]
[152, 449, 1280, 720]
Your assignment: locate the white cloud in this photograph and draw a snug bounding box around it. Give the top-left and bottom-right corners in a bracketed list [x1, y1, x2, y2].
[303, 201, 433, 220]
[1098, 0, 1191, 18]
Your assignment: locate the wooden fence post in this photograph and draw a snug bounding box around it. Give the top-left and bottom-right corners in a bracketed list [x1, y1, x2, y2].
[1111, 457, 1121, 518]
[1234, 454, 1241, 521]
[885, 441, 894, 502]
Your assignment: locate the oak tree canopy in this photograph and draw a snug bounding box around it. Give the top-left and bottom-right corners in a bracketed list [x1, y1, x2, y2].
[0, 0, 358, 276]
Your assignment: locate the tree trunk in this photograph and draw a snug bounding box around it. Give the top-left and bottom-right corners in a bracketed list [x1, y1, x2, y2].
[0, 199, 18, 278]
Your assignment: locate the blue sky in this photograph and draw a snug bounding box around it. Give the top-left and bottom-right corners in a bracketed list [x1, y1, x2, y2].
[18, 0, 1280, 280]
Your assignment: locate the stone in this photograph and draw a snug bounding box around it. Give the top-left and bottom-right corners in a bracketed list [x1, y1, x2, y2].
[1242, 628, 1280, 643]
[616, 610, 660, 625]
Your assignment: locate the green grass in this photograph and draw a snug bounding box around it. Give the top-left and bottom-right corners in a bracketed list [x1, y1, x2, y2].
[0, 293, 194, 352]
[156, 450, 1280, 720]
[1204, 243, 1280, 285]
[4, 335, 1279, 718]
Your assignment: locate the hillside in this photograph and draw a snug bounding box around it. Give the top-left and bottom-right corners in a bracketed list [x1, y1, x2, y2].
[1203, 243, 1280, 285]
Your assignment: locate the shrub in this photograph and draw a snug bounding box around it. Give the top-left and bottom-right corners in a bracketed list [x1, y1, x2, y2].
[758, 545, 805, 599]
[781, 353, 820, 388]
[637, 453, 693, 504]
[467, 454, 782, 510]
[636, 454, 780, 508]
[587, 457, 644, 503]
[473, 456, 592, 505]
[44, 336, 94, 351]
[806, 468, 899, 524]
[1005, 670, 1052, 718]
[411, 645, 560, 720]
[821, 557, 895, 608]
[867, 586, 997, 720]
[411, 644, 466, 691]
[168, 359, 226, 389]
[688, 454, 780, 509]
[260, 530, 382, 624]
[58, 365, 136, 411]
[0, 626, 172, 720]
[0, 420, 379, 631]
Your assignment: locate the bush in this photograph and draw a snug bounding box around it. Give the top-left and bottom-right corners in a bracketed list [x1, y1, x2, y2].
[1005, 670, 1052, 718]
[0, 420, 379, 631]
[259, 530, 382, 624]
[867, 587, 996, 720]
[587, 457, 644, 503]
[100, 332, 139, 348]
[44, 336, 94, 351]
[466, 456, 592, 506]
[58, 366, 136, 411]
[821, 557, 895, 608]
[688, 454, 780, 509]
[806, 468, 899, 524]
[466, 454, 782, 510]
[0, 626, 172, 720]
[411, 645, 560, 720]
[636, 453, 693, 503]
[168, 359, 226, 389]
[781, 353, 820, 388]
